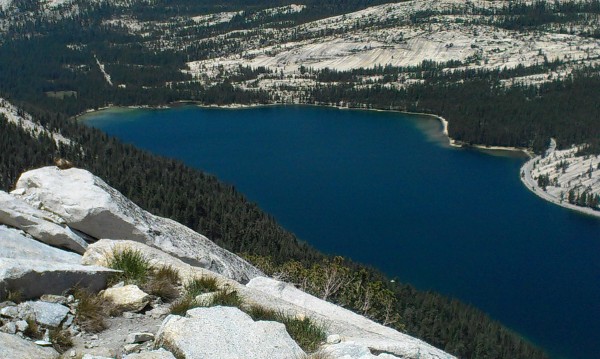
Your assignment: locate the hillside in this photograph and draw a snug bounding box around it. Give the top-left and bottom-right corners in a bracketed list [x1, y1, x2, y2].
[0, 165, 453, 358]
[0, 0, 598, 356]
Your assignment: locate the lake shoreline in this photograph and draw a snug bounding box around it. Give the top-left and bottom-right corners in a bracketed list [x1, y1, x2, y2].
[76, 101, 533, 158]
[520, 143, 600, 220]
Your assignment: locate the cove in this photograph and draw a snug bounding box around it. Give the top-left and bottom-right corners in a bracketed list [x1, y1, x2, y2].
[82, 105, 600, 359]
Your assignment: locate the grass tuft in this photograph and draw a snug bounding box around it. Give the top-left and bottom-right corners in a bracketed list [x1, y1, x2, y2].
[245, 305, 326, 352]
[72, 287, 109, 333]
[184, 276, 219, 297]
[154, 265, 181, 283]
[169, 296, 198, 316]
[23, 317, 41, 339]
[107, 247, 151, 285]
[279, 315, 326, 353]
[205, 289, 243, 308]
[143, 266, 181, 302]
[49, 329, 73, 353]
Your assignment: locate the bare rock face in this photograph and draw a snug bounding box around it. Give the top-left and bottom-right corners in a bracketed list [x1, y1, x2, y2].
[0, 191, 88, 254]
[155, 306, 305, 359]
[13, 166, 262, 283]
[0, 226, 117, 300]
[0, 332, 59, 359]
[247, 277, 455, 359]
[102, 285, 150, 313]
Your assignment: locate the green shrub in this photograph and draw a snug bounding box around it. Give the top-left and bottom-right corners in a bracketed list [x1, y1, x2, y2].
[107, 247, 151, 285]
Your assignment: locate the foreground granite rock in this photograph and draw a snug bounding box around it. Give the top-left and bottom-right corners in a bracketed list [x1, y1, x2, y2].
[0, 191, 88, 254]
[247, 277, 454, 359]
[155, 306, 305, 359]
[14, 166, 262, 283]
[0, 226, 117, 300]
[0, 332, 59, 359]
[102, 285, 150, 313]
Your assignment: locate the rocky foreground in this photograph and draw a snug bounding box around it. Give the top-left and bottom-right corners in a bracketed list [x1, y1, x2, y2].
[0, 165, 454, 359]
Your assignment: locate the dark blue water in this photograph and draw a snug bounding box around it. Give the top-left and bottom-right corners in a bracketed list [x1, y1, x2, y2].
[83, 105, 600, 359]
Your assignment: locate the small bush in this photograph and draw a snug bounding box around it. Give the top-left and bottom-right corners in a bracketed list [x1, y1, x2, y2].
[184, 276, 219, 297]
[169, 296, 198, 316]
[72, 288, 108, 333]
[49, 329, 73, 353]
[107, 247, 151, 285]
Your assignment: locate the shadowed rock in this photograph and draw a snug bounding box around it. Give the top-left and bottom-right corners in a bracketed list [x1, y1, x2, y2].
[0, 226, 117, 300]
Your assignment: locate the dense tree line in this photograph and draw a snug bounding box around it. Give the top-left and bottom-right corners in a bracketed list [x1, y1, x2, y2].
[244, 254, 548, 359]
[309, 68, 600, 153]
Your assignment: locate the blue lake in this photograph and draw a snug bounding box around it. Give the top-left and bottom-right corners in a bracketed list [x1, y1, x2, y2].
[83, 105, 600, 359]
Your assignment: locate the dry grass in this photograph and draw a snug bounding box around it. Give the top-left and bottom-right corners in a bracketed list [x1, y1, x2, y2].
[72, 287, 109, 333]
[143, 266, 181, 302]
[23, 317, 41, 339]
[50, 329, 73, 353]
[169, 296, 199, 316]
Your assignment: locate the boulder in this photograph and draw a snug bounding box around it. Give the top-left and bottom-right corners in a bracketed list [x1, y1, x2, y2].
[102, 285, 150, 312]
[19, 301, 70, 328]
[155, 306, 305, 359]
[123, 349, 177, 359]
[125, 332, 154, 344]
[14, 167, 262, 283]
[0, 191, 88, 254]
[0, 225, 118, 300]
[247, 277, 455, 359]
[0, 332, 59, 359]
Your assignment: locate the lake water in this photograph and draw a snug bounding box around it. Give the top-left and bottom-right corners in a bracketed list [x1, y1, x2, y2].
[83, 105, 600, 359]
